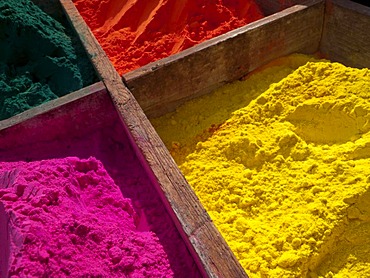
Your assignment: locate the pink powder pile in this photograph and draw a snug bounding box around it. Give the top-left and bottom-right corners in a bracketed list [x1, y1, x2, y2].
[0, 157, 178, 277]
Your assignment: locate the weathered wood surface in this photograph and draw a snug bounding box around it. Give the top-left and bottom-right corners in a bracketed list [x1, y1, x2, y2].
[124, 0, 324, 119]
[0, 82, 114, 161]
[0, 82, 106, 136]
[0, 82, 109, 161]
[0, 85, 109, 278]
[59, 0, 248, 277]
[321, 0, 370, 68]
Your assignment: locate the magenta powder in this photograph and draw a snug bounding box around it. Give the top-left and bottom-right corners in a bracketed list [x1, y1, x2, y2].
[0, 157, 178, 277]
[0, 98, 201, 277]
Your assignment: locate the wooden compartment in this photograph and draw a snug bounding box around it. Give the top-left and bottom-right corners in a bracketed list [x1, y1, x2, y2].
[1, 0, 369, 277]
[120, 0, 369, 276]
[59, 0, 280, 276]
[320, 0, 370, 68]
[0, 83, 206, 277]
[124, 0, 369, 118]
[124, 0, 325, 118]
[0, 1, 250, 276]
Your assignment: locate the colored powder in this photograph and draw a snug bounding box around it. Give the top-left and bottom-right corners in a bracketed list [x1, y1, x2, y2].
[151, 54, 320, 165]
[0, 0, 96, 120]
[0, 157, 184, 277]
[151, 55, 370, 277]
[73, 0, 264, 75]
[0, 120, 201, 278]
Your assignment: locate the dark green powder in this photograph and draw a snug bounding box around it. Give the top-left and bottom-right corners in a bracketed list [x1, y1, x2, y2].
[0, 0, 96, 120]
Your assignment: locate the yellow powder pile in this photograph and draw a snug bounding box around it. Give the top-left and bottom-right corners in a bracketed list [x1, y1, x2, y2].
[151, 55, 370, 277]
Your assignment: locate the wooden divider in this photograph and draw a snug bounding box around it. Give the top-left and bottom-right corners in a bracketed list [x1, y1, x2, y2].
[321, 0, 370, 68]
[2, 0, 368, 277]
[0, 82, 106, 136]
[52, 1, 368, 278]
[58, 1, 248, 277]
[123, 0, 324, 119]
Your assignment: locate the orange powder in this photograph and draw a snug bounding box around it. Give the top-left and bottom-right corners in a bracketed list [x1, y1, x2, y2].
[73, 0, 264, 74]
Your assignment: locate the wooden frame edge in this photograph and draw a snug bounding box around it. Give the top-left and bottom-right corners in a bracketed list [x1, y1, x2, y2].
[59, 1, 248, 277]
[0, 82, 105, 131]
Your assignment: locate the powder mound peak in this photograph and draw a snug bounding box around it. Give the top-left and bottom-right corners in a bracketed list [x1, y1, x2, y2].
[0, 157, 174, 277]
[286, 101, 370, 144]
[153, 57, 370, 277]
[0, 0, 96, 120]
[74, 0, 264, 74]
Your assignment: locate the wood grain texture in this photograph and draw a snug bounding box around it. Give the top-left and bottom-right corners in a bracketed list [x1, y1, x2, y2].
[59, 0, 248, 277]
[321, 0, 370, 68]
[0, 83, 110, 159]
[0, 86, 119, 277]
[0, 87, 117, 163]
[0, 83, 113, 160]
[0, 82, 105, 134]
[124, 0, 324, 119]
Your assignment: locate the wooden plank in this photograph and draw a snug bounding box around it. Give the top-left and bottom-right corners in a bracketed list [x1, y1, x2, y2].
[321, 0, 370, 68]
[0, 82, 109, 151]
[0, 86, 109, 278]
[124, 0, 324, 119]
[0, 86, 118, 163]
[0, 82, 105, 132]
[59, 1, 248, 277]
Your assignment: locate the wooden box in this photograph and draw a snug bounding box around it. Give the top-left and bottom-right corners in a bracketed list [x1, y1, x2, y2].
[1, 0, 369, 277]
[0, 82, 207, 277]
[124, 0, 369, 118]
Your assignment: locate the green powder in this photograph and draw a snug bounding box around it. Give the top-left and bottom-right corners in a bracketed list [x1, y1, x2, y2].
[0, 0, 96, 120]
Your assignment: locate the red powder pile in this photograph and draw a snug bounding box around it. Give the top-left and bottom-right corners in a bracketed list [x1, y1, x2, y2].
[73, 0, 264, 74]
[0, 157, 181, 277]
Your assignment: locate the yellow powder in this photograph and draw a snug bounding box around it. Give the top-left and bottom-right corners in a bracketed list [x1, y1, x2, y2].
[151, 55, 370, 277]
[151, 54, 320, 164]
